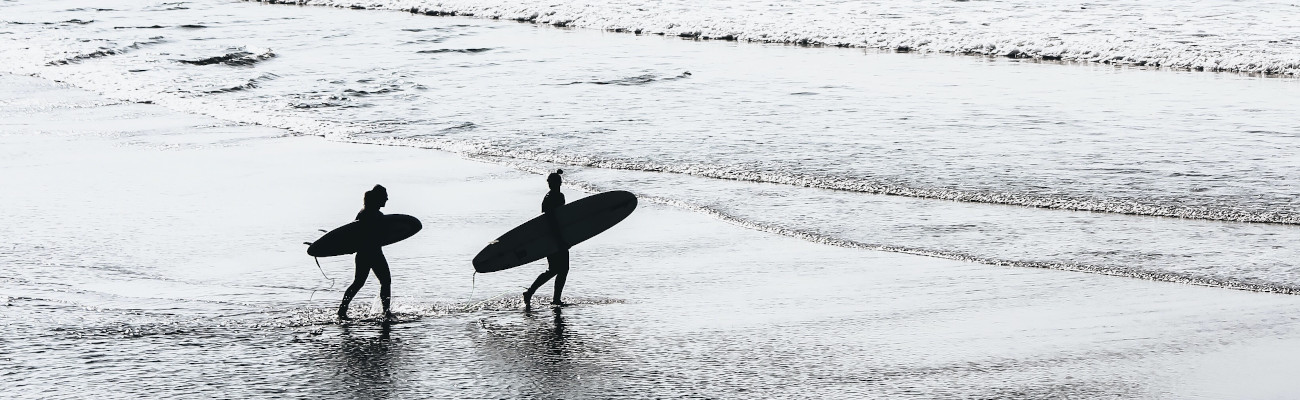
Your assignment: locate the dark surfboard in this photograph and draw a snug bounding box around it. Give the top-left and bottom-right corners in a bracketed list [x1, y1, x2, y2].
[472, 191, 637, 273]
[307, 214, 422, 257]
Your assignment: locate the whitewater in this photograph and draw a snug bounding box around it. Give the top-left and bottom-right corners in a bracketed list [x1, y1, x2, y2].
[6, 1, 1300, 398]
[2, 0, 1299, 292]
[262, 0, 1300, 75]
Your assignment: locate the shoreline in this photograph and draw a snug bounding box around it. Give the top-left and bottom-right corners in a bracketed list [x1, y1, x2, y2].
[9, 26, 1300, 297]
[6, 72, 1300, 397]
[7, 0, 1300, 297]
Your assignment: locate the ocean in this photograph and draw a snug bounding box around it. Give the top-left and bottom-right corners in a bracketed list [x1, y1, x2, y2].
[3, 0, 1300, 398]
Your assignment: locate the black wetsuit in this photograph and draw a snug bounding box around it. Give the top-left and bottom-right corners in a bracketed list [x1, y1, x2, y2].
[527, 190, 568, 303]
[339, 208, 391, 318]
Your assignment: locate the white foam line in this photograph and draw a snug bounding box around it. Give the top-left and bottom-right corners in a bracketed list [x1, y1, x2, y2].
[14, 76, 1290, 295]
[451, 154, 1300, 296]
[342, 135, 1300, 225]
[247, 0, 1300, 76]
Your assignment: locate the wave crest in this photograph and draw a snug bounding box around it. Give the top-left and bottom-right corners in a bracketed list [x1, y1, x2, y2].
[252, 0, 1300, 76]
[45, 38, 164, 65]
[178, 47, 275, 66]
[412, 144, 1300, 225]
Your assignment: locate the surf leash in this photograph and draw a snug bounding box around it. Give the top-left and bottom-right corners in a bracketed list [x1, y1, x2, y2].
[307, 256, 336, 301]
[305, 237, 336, 300]
[463, 291, 515, 312]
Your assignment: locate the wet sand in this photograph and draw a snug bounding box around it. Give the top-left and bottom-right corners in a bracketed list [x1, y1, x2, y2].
[5, 73, 1300, 398]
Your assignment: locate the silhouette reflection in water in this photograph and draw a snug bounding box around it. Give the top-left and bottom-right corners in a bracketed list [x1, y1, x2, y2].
[469, 307, 611, 397]
[521, 307, 578, 395]
[333, 323, 400, 399]
[540, 307, 567, 360]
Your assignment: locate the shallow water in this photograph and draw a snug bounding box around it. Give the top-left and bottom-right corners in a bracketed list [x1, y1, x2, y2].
[2, 0, 1299, 291]
[5, 72, 1300, 399]
[4, 1, 1300, 397]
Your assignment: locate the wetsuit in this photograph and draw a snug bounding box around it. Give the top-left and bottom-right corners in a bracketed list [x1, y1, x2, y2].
[339, 208, 391, 318]
[526, 190, 568, 304]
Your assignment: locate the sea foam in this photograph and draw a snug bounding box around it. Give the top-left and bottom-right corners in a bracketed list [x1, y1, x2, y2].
[250, 0, 1300, 75]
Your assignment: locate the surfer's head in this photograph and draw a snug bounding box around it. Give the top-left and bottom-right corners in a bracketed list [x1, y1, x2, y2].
[364, 184, 388, 209]
[547, 169, 563, 190]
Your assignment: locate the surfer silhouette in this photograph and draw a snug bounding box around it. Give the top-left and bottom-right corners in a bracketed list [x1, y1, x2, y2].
[339, 184, 393, 321]
[524, 170, 570, 308]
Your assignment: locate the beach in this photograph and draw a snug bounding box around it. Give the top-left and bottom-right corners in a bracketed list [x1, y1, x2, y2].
[4, 0, 1300, 398]
[5, 73, 1300, 398]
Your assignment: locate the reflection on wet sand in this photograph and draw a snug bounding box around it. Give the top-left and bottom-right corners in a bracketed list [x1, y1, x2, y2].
[471, 307, 600, 397]
[518, 308, 580, 396]
[333, 322, 401, 399]
[533, 308, 571, 384]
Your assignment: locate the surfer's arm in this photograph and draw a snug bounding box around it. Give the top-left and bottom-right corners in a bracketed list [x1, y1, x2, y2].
[357, 210, 384, 249]
[543, 193, 570, 249]
[543, 210, 571, 250]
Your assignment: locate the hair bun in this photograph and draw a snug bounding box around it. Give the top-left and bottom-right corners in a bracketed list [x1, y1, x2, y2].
[556, 169, 563, 175]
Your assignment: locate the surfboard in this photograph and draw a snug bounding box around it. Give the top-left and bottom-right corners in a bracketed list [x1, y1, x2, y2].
[472, 190, 637, 273]
[307, 214, 422, 257]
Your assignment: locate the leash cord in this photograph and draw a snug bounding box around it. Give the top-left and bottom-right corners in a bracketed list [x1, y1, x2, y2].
[308, 256, 336, 301]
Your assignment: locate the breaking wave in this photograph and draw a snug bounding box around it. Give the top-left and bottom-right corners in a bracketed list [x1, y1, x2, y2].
[202, 72, 279, 94]
[562, 71, 692, 86]
[364, 140, 1300, 225]
[45, 37, 164, 65]
[416, 47, 493, 54]
[483, 158, 1300, 295]
[178, 47, 276, 66]
[247, 0, 1300, 76]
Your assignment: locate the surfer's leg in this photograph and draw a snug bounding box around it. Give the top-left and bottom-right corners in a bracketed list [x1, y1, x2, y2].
[525, 269, 556, 308]
[339, 257, 372, 319]
[551, 251, 569, 305]
[373, 257, 392, 319]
